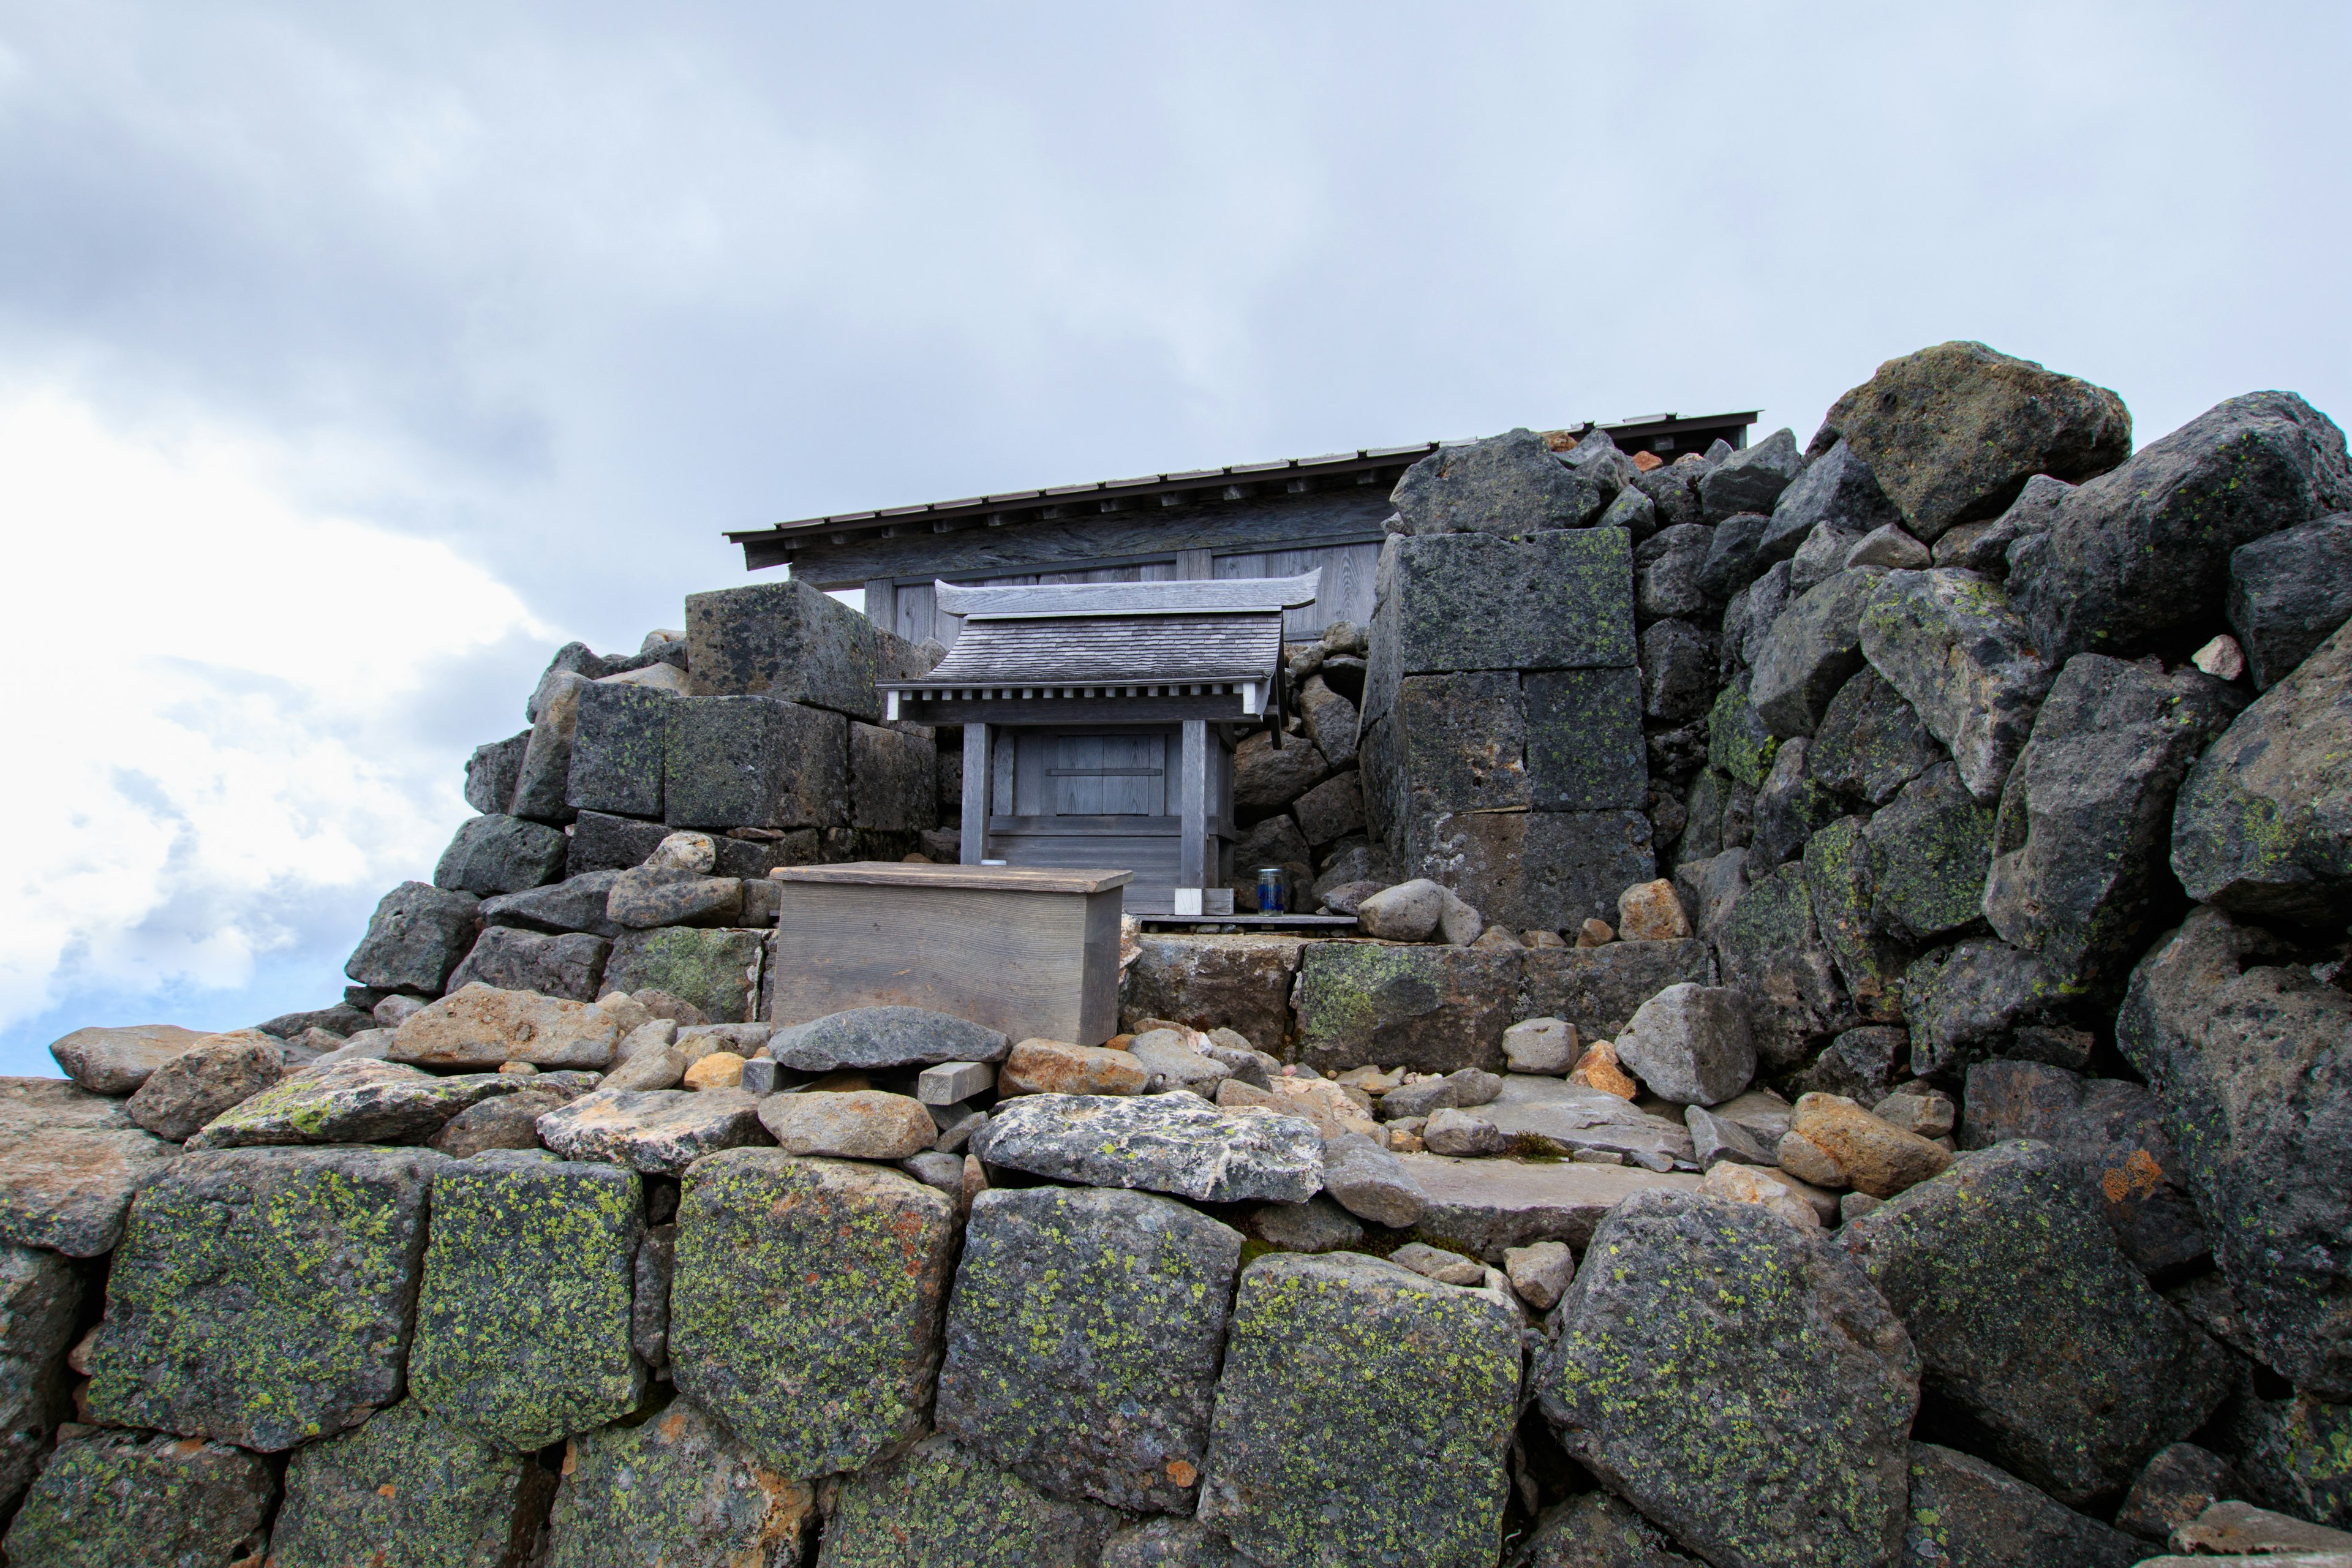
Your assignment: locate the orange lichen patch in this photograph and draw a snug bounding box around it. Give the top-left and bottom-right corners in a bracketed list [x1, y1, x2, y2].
[1164, 1458, 1197, 1487]
[2102, 1148, 2165, 1204]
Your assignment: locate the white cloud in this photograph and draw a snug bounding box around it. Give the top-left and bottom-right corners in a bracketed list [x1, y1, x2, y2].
[0, 389, 545, 1035]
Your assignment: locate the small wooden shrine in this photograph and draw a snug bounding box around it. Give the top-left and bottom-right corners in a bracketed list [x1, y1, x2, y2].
[877, 571, 1322, 915]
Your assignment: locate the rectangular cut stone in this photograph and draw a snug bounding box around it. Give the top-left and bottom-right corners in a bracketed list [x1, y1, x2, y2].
[1374, 529, 1636, 678]
[685, 578, 926, 721]
[669, 1150, 957, 1477]
[1394, 671, 1530, 812]
[665, 696, 847, 831]
[409, 1152, 645, 1453]
[1525, 668, 1648, 810]
[567, 811, 671, 876]
[917, 1061, 995, 1105]
[1395, 805, 1655, 932]
[83, 1147, 443, 1452]
[1294, 944, 1520, 1075]
[850, 722, 938, 833]
[1398, 1152, 1702, 1259]
[605, 929, 766, 1023]
[1118, 935, 1306, 1054]
[1518, 940, 1717, 1041]
[266, 1400, 547, 1567]
[565, 682, 674, 819]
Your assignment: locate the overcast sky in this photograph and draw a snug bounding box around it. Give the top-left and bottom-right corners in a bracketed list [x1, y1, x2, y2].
[3, 2, 2347, 1072]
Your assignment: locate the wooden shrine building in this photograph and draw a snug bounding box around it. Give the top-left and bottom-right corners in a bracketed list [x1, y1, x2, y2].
[876, 572, 1322, 915]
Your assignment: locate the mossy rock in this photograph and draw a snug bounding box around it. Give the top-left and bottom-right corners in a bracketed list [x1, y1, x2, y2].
[821, 1433, 1123, 1567]
[545, 1393, 813, 1567]
[1708, 681, 1779, 789]
[1, 1429, 273, 1567]
[266, 1399, 549, 1567]
[605, 927, 765, 1023]
[1864, 762, 1994, 945]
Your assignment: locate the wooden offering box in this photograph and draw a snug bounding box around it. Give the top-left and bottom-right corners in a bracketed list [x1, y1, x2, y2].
[767, 862, 1131, 1046]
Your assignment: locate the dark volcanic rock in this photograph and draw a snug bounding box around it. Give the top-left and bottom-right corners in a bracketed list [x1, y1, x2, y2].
[1698, 427, 1803, 523]
[1961, 1060, 2207, 1275]
[464, 729, 531, 814]
[270, 1399, 550, 1568]
[511, 669, 585, 824]
[823, 1434, 1123, 1568]
[1541, 1189, 1918, 1568]
[2169, 617, 2352, 924]
[1707, 679, 1780, 790]
[543, 1394, 813, 1567]
[1, 1429, 274, 1567]
[564, 679, 673, 818]
[345, 880, 481, 994]
[2228, 512, 2352, 688]
[1901, 1441, 2139, 1568]
[85, 1145, 443, 1451]
[1632, 460, 1705, 533]
[1859, 568, 2055, 804]
[664, 694, 848, 831]
[1643, 619, 1718, 723]
[1198, 1251, 1521, 1568]
[2227, 1388, 2352, 1529]
[1803, 817, 1902, 1019]
[1761, 438, 1901, 564]
[1638, 523, 1714, 621]
[1752, 568, 1886, 738]
[437, 815, 570, 899]
[1519, 940, 1718, 1041]
[1295, 943, 1520, 1074]
[766, 1005, 1010, 1072]
[937, 1186, 1242, 1512]
[2116, 1440, 2239, 1541]
[686, 576, 918, 719]
[1748, 738, 1842, 871]
[1985, 655, 2242, 993]
[1121, 935, 1303, 1055]
[669, 1150, 956, 1476]
[1864, 763, 1994, 946]
[1806, 341, 2132, 541]
[1516, 1490, 1702, 1567]
[445, 925, 611, 1003]
[2007, 389, 2352, 662]
[1526, 668, 1648, 810]
[1390, 427, 1612, 535]
[1841, 1142, 2231, 1506]
[2118, 906, 2352, 1396]
[1373, 529, 1635, 684]
[1712, 861, 1844, 1069]
[1698, 511, 1771, 598]
[1902, 937, 2067, 1079]
[1809, 666, 1946, 809]
[481, 869, 627, 938]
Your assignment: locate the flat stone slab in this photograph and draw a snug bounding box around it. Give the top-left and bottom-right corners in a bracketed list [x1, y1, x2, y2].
[266, 1399, 548, 1568]
[47, 1023, 210, 1095]
[1396, 1151, 1700, 1261]
[409, 1150, 645, 1452]
[0, 1077, 177, 1257]
[1478, 1075, 1695, 1166]
[766, 1006, 1011, 1072]
[821, 1434, 1124, 1568]
[535, 1088, 771, 1176]
[973, 1092, 1323, 1205]
[543, 1395, 814, 1568]
[85, 1145, 443, 1451]
[391, 983, 622, 1070]
[184, 1058, 527, 1151]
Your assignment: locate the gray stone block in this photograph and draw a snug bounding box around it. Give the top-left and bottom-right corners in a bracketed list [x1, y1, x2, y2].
[543, 1394, 812, 1567]
[1525, 668, 1647, 810]
[2227, 512, 2352, 688]
[565, 680, 674, 819]
[605, 928, 764, 1023]
[823, 1434, 1122, 1567]
[1, 1430, 274, 1568]
[1392, 671, 1528, 812]
[444, 925, 609, 1002]
[511, 669, 587, 825]
[1517, 940, 1716, 1041]
[685, 578, 919, 721]
[1389, 427, 1610, 535]
[850, 720, 938, 832]
[345, 881, 481, 994]
[1376, 529, 1635, 677]
[0, 1246, 79, 1513]
[464, 731, 531, 814]
[1294, 943, 1520, 1074]
[481, 869, 627, 939]
[664, 696, 847, 831]
[268, 1399, 549, 1568]
[565, 810, 670, 876]
[435, 814, 569, 897]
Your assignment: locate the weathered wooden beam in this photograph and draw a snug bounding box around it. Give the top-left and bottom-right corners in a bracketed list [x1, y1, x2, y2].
[1180, 720, 1208, 890]
[960, 723, 991, 864]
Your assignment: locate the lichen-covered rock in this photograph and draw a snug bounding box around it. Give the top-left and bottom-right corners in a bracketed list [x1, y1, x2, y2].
[1518, 940, 1717, 1043]
[1806, 341, 2132, 540]
[1516, 1490, 1703, 1567]
[1197, 1251, 1521, 1568]
[47, 1022, 210, 1095]
[2117, 1441, 2240, 1542]
[1390, 427, 1611, 534]
[1711, 861, 1844, 1069]
[1764, 438, 1901, 560]
[1698, 428, 1803, 523]
[345, 880, 482, 995]
[2226, 1388, 2352, 1529]
[973, 1092, 1322, 1204]
[937, 1186, 1242, 1512]
[2227, 511, 2352, 688]
[684, 576, 903, 718]
[266, 1399, 551, 1568]
[1319, 1131, 1429, 1228]
[0, 1078, 176, 1257]
[1120, 936, 1304, 1054]
[2118, 906, 2352, 1397]
[184, 1058, 526, 1151]
[2007, 389, 2352, 662]
[1984, 655, 2242, 993]
[545, 1395, 814, 1568]
[1707, 679, 1779, 788]
[1613, 984, 1755, 1105]
[0, 1245, 80, 1513]
[392, 982, 622, 1070]
[121, 1030, 285, 1142]
[435, 812, 570, 897]
[1859, 568, 2054, 804]
[467, 729, 531, 813]
[1292, 941, 1520, 1075]
[1864, 762, 1994, 945]
[605, 927, 766, 1023]
[409, 1150, 644, 1452]
[820, 1433, 1123, 1568]
[606, 867, 745, 930]
[1751, 568, 1885, 738]
[1901, 1441, 2139, 1568]
[1101, 1515, 1240, 1568]
[766, 1006, 1011, 1072]
[445, 925, 612, 1003]
[535, 1087, 769, 1176]
[85, 1145, 442, 1450]
[2169, 616, 2352, 924]
[1808, 666, 1947, 809]
[1841, 1142, 2230, 1504]
[1901, 938, 2067, 1079]
[1961, 1060, 2206, 1275]
[1801, 816, 1900, 1019]
[0, 1429, 274, 1568]
[480, 868, 629, 939]
[428, 1083, 579, 1157]
[671, 1152, 955, 1477]
[1541, 1189, 1918, 1568]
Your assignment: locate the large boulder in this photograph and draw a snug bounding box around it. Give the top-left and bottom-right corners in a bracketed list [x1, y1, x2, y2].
[1292, 943, 1519, 1074]
[0, 1246, 80, 1513]
[0, 1079, 177, 1256]
[443, 925, 611, 1002]
[409, 1150, 644, 1452]
[344, 880, 481, 995]
[1985, 655, 2242, 993]
[267, 1399, 550, 1568]
[83, 1145, 443, 1450]
[1859, 568, 2054, 804]
[2227, 512, 2352, 688]
[2007, 390, 2352, 662]
[821, 1434, 1123, 1567]
[1750, 567, 1885, 737]
[1901, 1441, 2140, 1568]
[47, 1022, 209, 1095]
[1540, 1189, 1918, 1568]
[1197, 1251, 1521, 1568]
[669, 1152, 955, 1476]
[1232, 730, 1331, 812]
[1638, 522, 1715, 620]
[1698, 428, 1804, 523]
[937, 1186, 1243, 1513]
[391, 982, 620, 1069]
[972, 1092, 1322, 1205]
[1119, 936, 1304, 1054]
[1, 1430, 274, 1567]
[543, 1395, 813, 1567]
[434, 813, 569, 897]
[1711, 861, 1844, 1069]
[663, 695, 848, 831]
[184, 1057, 526, 1150]
[2169, 616, 2352, 924]
[765, 1006, 1011, 1072]
[1863, 762, 1994, 945]
[1390, 427, 1611, 534]
[1806, 341, 2132, 540]
[684, 576, 907, 719]
[1961, 1060, 2207, 1276]
[1760, 438, 1901, 563]
[1841, 1142, 2231, 1504]
[2118, 906, 2352, 1396]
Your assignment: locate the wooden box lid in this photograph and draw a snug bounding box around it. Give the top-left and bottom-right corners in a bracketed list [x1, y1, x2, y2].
[767, 861, 1133, 894]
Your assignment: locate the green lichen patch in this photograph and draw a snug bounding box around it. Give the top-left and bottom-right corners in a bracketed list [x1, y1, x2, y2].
[1864, 762, 1994, 944]
[546, 1393, 813, 1567]
[820, 1433, 1122, 1568]
[1708, 682, 1779, 790]
[1, 1428, 274, 1567]
[669, 1150, 954, 1477]
[266, 1399, 548, 1567]
[605, 927, 765, 1023]
[1196, 1251, 1521, 1568]
[83, 1145, 442, 1451]
[409, 1150, 646, 1452]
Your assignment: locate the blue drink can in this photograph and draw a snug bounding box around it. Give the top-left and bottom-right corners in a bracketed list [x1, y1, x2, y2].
[1255, 867, 1287, 915]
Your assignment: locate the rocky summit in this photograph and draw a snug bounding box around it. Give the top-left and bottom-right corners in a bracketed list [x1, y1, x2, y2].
[8, 337, 2352, 1566]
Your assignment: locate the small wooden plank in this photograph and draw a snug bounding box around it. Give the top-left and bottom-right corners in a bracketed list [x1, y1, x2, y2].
[1137, 913, 1360, 929]
[864, 579, 894, 624]
[772, 861, 1133, 894]
[1174, 548, 1213, 581]
[960, 723, 990, 865]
